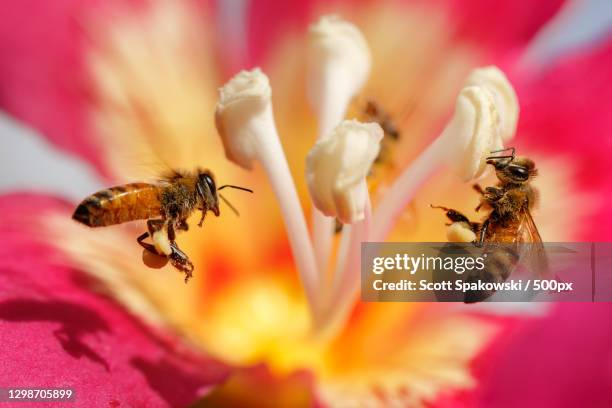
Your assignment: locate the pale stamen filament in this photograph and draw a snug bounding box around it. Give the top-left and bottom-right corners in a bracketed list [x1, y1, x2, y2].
[316, 197, 371, 338]
[216, 68, 321, 321]
[307, 15, 372, 281]
[306, 120, 382, 333]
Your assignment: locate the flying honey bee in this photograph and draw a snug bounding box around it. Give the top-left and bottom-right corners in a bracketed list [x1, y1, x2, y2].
[432, 147, 548, 302]
[72, 169, 252, 283]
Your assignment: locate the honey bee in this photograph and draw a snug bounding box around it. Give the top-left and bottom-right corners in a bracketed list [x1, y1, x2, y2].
[72, 169, 252, 283]
[362, 99, 402, 179]
[432, 148, 548, 302]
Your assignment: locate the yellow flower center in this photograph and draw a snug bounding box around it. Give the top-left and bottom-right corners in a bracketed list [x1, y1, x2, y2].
[199, 278, 326, 375]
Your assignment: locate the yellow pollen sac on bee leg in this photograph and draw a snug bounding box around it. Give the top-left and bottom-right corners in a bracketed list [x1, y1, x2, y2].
[152, 230, 173, 256]
[446, 222, 477, 242]
[142, 229, 172, 269]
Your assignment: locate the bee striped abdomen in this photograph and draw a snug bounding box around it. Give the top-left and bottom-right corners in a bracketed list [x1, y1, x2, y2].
[72, 183, 162, 227]
[484, 245, 520, 281]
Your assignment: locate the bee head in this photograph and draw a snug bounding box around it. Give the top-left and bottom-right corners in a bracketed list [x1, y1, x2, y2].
[196, 169, 220, 216]
[487, 155, 537, 184]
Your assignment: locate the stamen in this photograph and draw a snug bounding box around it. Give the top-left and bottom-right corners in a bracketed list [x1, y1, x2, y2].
[371, 82, 503, 241]
[307, 15, 371, 276]
[215, 68, 320, 319]
[316, 198, 371, 338]
[305, 120, 381, 336]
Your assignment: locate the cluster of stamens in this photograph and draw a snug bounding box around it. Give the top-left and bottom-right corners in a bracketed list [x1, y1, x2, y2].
[214, 15, 519, 337]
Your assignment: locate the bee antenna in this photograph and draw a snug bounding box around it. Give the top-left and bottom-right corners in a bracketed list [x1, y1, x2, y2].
[218, 185, 253, 193]
[486, 147, 515, 161]
[219, 193, 240, 217]
[430, 204, 451, 211]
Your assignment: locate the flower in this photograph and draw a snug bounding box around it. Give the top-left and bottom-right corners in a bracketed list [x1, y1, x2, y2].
[1, 0, 612, 406]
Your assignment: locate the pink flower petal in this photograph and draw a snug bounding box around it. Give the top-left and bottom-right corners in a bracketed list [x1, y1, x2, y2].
[0, 193, 230, 407]
[245, 0, 566, 66]
[245, 0, 315, 66]
[447, 0, 566, 57]
[471, 304, 612, 407]
[0, 0, 111, 175]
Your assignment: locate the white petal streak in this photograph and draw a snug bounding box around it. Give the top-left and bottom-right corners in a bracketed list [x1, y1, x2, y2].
[0, 112, 104, 201]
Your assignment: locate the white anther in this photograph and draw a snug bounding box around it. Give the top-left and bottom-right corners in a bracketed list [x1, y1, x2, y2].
[306, 120, 382, 223]
[307, 15, 371, 137]
[466, 66, 519, 142]
[444, 85, 502, 181]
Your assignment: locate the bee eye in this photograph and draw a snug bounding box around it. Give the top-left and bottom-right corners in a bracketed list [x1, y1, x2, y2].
[203, 174, 216, 193]
[509, 165, 529, 180]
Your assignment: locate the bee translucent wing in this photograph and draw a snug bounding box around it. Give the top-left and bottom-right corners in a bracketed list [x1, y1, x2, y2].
[517, 207, 549, 278]
[158, 168, 188, 182]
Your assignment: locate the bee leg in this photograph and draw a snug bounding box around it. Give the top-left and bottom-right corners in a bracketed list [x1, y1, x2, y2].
[177, 219, 189, 231]
[484, 186, 504, 202]
[165, 223, 194, 283]
[168, 243, 194, 283]
[147, 219, 166, 235]
[166, 223, 176, 241]
[473, 184, 486, 212]
[137, 219, 168, 256]
[137, 232, 159, 255]
[473, 184, 485, 195]
[431, 205, 472, 226]
[197, 209, 206, 227]
[475, 219, 490, 248]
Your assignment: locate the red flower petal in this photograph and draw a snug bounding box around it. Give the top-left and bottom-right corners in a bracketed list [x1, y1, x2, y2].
[512, 40, 612, 240]
[0, 193, 230, 407]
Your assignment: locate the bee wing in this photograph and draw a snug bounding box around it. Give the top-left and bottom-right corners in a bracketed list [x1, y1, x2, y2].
[158, 168, 188, 183]
[517, 207, 549, 278]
